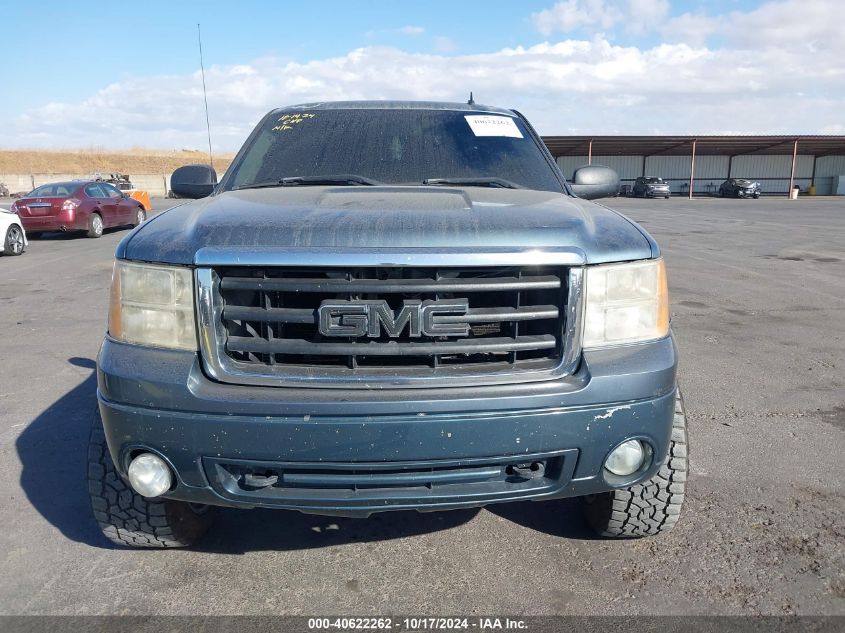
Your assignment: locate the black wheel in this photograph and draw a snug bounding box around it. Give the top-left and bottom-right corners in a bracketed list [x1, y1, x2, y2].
[86, 213, 104, 238]
[133, 207, 147, 227]
[3, 224, 25, 256]
[753, 193, 760, 199]
[664, 195, 670, 199]
[581, 388, 687, 538]
[87, 409, 214, 548]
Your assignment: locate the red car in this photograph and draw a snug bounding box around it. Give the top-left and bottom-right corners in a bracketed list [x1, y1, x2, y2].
[11, 180, 147, 238]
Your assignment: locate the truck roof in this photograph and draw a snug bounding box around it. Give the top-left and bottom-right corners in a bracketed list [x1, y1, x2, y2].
[270, 100, 517, 116]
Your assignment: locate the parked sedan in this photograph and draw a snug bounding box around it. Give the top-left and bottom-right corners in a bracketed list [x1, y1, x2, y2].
[632, 177, 671, 198]
[0, 205, 27, 256]
[11, 181, 147, 238]
[719, 178, 761, 198]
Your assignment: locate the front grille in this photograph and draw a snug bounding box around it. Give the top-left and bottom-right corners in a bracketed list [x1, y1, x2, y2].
[198, 263, 581, 388]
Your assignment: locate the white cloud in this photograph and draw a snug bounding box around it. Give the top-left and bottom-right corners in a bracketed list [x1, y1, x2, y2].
[664, 0, 842, 53]
[398, 25, 425, 35]
[626, 0, 670, 34]
[660, 12, 717, 46]
[532, 0, 669, 36]
[723, 0, 843, 55]
[532, 0, 624, 36]
[1, 0, 842, 149]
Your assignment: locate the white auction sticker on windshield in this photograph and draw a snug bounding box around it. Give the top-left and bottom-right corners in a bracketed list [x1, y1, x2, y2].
[465, 115, 523, 138]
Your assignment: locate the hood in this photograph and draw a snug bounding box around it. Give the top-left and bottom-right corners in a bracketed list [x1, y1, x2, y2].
[120, 186, 655, 265]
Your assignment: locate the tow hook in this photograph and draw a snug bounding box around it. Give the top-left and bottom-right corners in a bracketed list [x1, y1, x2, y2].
[506, 462, 546, 480]
[243, 472, 279, 488]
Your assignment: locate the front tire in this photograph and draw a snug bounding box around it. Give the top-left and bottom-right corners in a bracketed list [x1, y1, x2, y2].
[581, 388, 688, 538]
[133, 207, 147, 227]
[87, 409, 214, 548]
[86, 213, 104, 238]
[3, 224, 25, 255]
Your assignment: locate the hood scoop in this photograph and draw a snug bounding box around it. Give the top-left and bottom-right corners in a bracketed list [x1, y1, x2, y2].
[316, 186, 472, 212]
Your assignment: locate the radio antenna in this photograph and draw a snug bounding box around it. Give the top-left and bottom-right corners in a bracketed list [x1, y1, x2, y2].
[197, 23, 214, 172]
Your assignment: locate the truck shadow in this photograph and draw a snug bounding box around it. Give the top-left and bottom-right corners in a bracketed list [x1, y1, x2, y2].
[197, 498, 599, 554]
[173, 496, 600, 553]
[16, 359, 478, 552]
[485, 499, 599, 540]
[16, 359, 105, 548]
[195, 507, 480, 554]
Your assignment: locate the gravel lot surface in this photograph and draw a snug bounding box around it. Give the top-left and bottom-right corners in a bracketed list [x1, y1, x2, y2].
[0, 195, 842, 615]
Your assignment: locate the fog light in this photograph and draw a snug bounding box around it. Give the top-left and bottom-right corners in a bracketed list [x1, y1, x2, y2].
[605, 440, 646, 476]
[127, 453, 172, 497]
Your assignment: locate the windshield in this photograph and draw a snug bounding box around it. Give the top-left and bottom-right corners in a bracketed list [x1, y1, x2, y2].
[643, 177, 664, 184]
[223, 108, 564, 193]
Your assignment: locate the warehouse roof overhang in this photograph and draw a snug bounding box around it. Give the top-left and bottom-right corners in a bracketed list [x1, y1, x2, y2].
[541, 135, 845, 158]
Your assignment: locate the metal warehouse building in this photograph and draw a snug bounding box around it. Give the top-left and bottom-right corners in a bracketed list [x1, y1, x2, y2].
[542, 135, 845, 196]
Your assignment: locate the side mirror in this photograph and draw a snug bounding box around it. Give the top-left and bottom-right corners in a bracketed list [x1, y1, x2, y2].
[569, 165, 620, 200]
[170, 164, 217, 199]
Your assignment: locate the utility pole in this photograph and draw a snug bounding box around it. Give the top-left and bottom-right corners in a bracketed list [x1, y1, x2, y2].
[688, 139, 697, 199]
[788, 139, 799, 198]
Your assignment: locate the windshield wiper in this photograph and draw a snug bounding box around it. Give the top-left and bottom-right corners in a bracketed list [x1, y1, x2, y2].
[422, 177, 522, 189]
[235, 174, 381, 190]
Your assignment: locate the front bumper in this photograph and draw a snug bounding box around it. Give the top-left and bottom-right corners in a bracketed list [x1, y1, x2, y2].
[644, 189, 671, 197]
[97, 335, 678, 517]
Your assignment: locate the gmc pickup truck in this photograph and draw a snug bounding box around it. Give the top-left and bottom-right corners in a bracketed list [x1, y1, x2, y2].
[89, 101, 686, 548]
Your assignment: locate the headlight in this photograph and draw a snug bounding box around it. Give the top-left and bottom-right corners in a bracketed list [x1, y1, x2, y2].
[108, 260, 197, 350]
[582, 258, 669, 348]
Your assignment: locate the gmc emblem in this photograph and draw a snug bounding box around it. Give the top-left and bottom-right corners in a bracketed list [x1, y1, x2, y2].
[318, 299, 470, 338]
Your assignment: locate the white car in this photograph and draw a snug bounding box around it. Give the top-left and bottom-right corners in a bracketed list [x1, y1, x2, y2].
[0, 206, 27, 256]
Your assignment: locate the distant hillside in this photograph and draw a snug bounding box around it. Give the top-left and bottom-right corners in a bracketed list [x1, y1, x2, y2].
[0, 149, 234, 175]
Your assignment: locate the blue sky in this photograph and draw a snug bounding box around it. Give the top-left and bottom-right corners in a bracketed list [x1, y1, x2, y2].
[4, 0, 762, 111]
[1, 0, 841, 149]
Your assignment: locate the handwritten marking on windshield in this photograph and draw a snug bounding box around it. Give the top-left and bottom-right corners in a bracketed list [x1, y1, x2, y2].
[273, 112, 316, 132]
